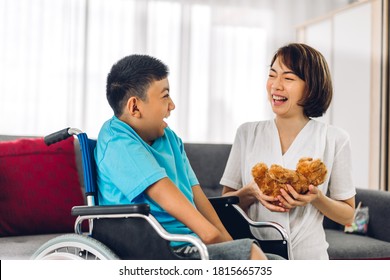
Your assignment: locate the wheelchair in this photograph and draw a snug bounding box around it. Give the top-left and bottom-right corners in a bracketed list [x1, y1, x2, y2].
[31, 128, 289, 260]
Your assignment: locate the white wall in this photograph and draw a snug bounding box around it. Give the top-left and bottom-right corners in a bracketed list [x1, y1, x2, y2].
[332, 4, 372, 188]
[297, 1, 381, 189]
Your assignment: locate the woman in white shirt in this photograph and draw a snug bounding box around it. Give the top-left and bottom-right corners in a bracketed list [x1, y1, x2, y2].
[220, 43, 356, 260]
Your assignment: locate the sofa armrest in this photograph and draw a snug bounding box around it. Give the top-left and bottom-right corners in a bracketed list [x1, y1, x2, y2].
[324, 188, 390, 243]
[356, 189, 390, 242]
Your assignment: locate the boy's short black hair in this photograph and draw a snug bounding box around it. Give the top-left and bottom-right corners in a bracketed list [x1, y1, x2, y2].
[270, 43, 333, 118]
[106, 54, 169, 117]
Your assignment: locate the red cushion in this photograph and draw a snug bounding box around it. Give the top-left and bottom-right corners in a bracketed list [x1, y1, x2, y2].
[0, 137, 84, 236]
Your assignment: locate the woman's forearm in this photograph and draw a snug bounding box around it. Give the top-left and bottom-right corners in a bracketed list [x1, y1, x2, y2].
[312, 192, 355, 225]
[222, 185, 258, 212]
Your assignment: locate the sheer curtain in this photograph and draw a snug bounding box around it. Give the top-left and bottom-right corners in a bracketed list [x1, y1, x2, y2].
[0, 0, 350, 143]
[0, 0, 86, 135]
[82, 0, 273, 143]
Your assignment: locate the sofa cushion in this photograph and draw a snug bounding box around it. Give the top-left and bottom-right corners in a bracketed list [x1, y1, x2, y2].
[0, 137, 84, 237]
[185, 143, 231, 197]
[0, 233, 62, 259]
[325, 229, 390, 259]
[355, 189, 390, 242]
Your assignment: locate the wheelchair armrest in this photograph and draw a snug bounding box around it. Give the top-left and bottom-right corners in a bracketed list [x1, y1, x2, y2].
[72, 205, 209, 260]
[231, 204, 289, 241]
[208, 195, 239, 205]
[146, 215, 209, 260]
[209, 195, 289, 241]
[71, 204, 150, 216]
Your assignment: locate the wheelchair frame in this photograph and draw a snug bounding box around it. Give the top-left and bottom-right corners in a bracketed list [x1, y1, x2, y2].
[32, 127, 289, 260]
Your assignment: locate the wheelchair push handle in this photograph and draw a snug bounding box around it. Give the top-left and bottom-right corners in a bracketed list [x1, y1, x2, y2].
[44, 127, 83, 145]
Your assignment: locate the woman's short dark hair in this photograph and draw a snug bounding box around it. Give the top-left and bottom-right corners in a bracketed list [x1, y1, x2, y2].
[270, 43, 333, 118]
[106, 54, 169, 117]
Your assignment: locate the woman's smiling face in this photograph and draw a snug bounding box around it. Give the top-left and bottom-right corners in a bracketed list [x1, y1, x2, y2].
[266, 56, 306, 118]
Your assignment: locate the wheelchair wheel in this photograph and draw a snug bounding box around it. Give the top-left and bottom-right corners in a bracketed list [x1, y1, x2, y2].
[31, 234, 119, 260]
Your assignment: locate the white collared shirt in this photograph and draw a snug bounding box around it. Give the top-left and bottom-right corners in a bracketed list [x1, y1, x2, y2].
[220, 119, 356, 260]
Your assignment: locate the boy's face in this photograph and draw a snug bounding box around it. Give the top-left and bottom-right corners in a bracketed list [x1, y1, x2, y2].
[138, 78, 175, 144]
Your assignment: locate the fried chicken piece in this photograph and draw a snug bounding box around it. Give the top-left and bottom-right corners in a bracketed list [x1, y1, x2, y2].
[296, 157, 327, 186]
[252, 163, 278, 197]
[251, 157, 327, 199]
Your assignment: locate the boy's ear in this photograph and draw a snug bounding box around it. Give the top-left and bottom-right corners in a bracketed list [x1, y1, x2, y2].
[126, 97, 141, 118]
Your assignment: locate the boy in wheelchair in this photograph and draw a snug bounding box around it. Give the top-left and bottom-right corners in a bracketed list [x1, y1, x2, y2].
[94, 54, 269, 260]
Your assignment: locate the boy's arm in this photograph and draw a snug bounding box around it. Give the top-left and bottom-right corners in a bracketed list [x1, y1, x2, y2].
[192, 185, 233, 242]
[145, 177, 228, 244]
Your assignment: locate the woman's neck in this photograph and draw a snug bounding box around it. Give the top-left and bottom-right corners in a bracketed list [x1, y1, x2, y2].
[274, 115, 310, 134]
[274, 115, 310, 154]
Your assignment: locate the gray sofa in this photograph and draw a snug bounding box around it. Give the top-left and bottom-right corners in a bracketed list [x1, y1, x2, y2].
[323, 189, 390, 259]
[1, 136, 390, 260]
[185, 143, 390, 260]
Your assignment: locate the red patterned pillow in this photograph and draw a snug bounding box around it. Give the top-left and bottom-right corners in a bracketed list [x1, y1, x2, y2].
[0, 137, 84, 236]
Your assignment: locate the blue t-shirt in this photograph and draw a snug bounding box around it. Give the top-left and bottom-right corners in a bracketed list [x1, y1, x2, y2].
[95, 116, 199, 244]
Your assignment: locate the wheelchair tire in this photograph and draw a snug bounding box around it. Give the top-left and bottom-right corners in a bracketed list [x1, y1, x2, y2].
[31, 234, 120, 260]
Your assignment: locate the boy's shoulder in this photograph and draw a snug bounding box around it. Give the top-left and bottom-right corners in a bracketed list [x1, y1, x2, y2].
[98, 116, 138, 141]
[96, 117, 144, 158]
[97, 118, 183, 153]
[160, 127, 184, 149]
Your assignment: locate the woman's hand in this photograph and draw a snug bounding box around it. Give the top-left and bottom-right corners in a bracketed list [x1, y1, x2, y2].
[277, 184, 321, 209]
[236, 181, 290, 213]
[238, 181, 288, 212]
[223, 181, 288, 213]
[258, 188, 290, 212]
[223, 181, 262, 213]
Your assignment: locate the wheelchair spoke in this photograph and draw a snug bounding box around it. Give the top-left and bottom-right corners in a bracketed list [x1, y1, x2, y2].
[32, 234, 119, 260]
